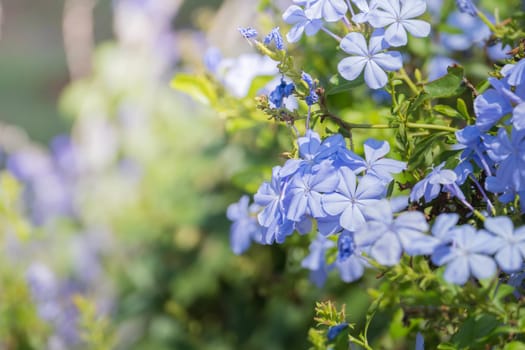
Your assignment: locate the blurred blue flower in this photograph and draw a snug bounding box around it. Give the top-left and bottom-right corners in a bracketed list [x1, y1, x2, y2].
[368, 0, 431, 47]
[301, 233, 335, 287]
[415, 332, 425, 350]
[427, 56, 457, 81]
[238, 27, 258, 39]
[264, 27, 285, 50]
[322, 167, 385, 231]
[482, 217, 525, 273]
[487, 42, 512, 62]
[440, 11, 490, 51]
[254, 167, 295, 243]
[295, 0, 349, 22]
[456, 0, 478, 16]
[351, 0, 378, 23]
[282, 5, 323, 43]
[335, 232, 367, 282]
[508, 59, 525, 87]
[338, 30, 403, 89]
[227, 196, 264, 254]
[327, 322, 349, 340]
[432, 225, 498, 285]
[354, 200, 431, 265]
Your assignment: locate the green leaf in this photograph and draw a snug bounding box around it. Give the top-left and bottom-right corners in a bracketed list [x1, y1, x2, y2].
[456, 98, 470, 120]
[424, 65, 466, 99]
[326, 74, 364, 95]
[504, 342, 525, 350]
[451, 314, 500, 348]
[433, 104, 461, 118]
[170, 74, 217, 106]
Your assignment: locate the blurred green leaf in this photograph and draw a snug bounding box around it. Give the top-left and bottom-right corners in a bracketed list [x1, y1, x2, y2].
[171, 74, 217, 106]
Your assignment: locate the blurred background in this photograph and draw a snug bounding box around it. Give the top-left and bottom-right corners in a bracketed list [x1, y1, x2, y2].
[0, 1, 371, 349]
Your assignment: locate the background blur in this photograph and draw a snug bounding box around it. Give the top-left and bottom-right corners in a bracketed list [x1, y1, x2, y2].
[0, 1, 372, 349]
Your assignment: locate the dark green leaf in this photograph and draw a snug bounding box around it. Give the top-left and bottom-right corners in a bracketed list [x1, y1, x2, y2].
[424, 65, 466, 99]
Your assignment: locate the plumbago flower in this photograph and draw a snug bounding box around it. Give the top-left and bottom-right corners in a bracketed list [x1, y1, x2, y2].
[368, 0, 431, 47]
[482, 217, 525, 273]
[294, 0, 348, 22]
[282, 5, 323, 43]
[354, 200, 431, 266]
[432, 225, 498, 285]
[226, 196, 263, 254]
[456, 0, 478, 16]
[322, 167, 385, 232]
[409, 162, 466, 203]
[337, 30, 403, 89]
[345, 138, 406, 182]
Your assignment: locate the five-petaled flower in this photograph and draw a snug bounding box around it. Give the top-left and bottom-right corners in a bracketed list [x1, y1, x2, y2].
[338, 30, 403, 89]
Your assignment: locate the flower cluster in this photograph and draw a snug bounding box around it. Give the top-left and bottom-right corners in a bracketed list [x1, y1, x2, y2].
[282, 0, 431, 89]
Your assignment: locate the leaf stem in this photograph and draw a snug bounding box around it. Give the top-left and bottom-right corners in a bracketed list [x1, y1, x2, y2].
[477, 10, 497, 33]
[397, 68, 419, 95]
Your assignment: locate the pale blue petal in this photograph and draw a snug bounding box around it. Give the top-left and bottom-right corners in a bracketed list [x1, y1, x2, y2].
[469, 254, 497, 280]
[364, 139, 389, 162]
[340, 32, 369, 56]
[371, 232, 402, 265]
[322, 192, 349, 216]
[336, 255, 365, 282]
[444, 256, 470, 285]
[384, 22, 407, 47]
[364, 60, 388, 89]
[287, 24, 306, 43]
[400, 0, 426, 18]
[338, 57, 368, 81]
[401, 19, 431, 38]
[484, 216, 514, 239]
[512, 102, 525, 131]
[340, 204, 366, 231]
[373, 51, 403, 71]
[495, 246, 523, 272]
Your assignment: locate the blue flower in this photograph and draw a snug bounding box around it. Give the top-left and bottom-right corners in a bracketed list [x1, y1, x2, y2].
[253, 166, 295, 243]
[431, 225, 498, 285]
[484, 128, 525, 192]
[301, 233, 335, 287]
[335, 231, 367, 282]
[455, 0, 478, 16]
[368, 0, 431, 47]
[508, 59, 525, 87]
[345, 138, 406, 182]
[322, 167, 385, 231]
[473, 83, 513, 132]
[440, 11, 490, 51]
[296, 0, 349, 22]
[227, 196, 263, 254]
[482, 217, 525, 273]
[327, 322, 349, 340]
[269, 79, 295, 108]
[264, 27, 285, 50]
[351, 0, 378, 23]
[282, 5, 323, 43]
[427, 56, 457, 81]
[337, 30, 403, 89]
[415, 332, 425, 350]
[409, 162, 466, 203]
[238, 27, 258, 39]
[354, 200, 431, 265]
[302, 71, 319, 105]
[285, 162, 339, 221]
